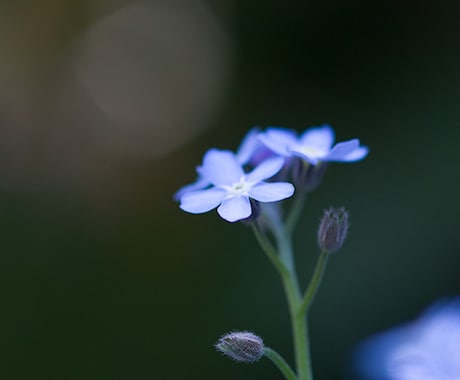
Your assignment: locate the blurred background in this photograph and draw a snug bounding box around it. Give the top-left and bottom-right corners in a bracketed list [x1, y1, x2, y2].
[0, 0, 459, 379]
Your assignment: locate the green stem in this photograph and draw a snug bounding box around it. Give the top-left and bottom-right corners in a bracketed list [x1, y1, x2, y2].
[285, 191, 307, 235]
[291, 307, 312, 380]
[251, 224, 288, 276]
[264, 347, 297, 380]
[275, 231, 313, 380]
[252, 196, 323, 380]
[300, 252, 329, 315]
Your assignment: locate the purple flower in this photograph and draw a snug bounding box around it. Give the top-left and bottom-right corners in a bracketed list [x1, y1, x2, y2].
[259, 125, 368, 165]
[234, 127, 265, 165]
[355, 298, 460, 380]
[237, 127, 276, 167]
[179, 149, 294, 222]
[174, 128, 268, 201]
[173, 176, 210, 201]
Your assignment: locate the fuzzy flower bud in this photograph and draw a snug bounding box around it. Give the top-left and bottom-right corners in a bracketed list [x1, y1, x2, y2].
[215, 331, 265, 363]
[317, 207, 349, 254]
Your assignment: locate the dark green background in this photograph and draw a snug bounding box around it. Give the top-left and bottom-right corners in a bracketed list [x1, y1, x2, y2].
[0, 1, 459, 379]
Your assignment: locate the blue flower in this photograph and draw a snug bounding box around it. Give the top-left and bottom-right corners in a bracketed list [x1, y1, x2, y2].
[174, 128, 268, 201]
[259, 124, 368, 165]
[236, 127, 277, 167]
[179, 149, 294, 222]
[354, 298, 460, 380]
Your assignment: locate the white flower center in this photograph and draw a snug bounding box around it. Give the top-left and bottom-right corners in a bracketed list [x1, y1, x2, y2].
[299, 146, 323, 158]
[225, 176, 252, 196]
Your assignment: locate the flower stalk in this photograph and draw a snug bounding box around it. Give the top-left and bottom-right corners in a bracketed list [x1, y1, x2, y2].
[274, 225, 313, 380]
[177, 125, 367, 380]
[264, 347, 298, 380]
[254, 205, 338, 380]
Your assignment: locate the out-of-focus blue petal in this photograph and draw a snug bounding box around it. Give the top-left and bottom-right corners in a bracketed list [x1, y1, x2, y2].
[354, 325, 411, 380]
[173, 176, 210, 201]
[300, 124, 335, 151]
[246, 157, 285, 182]
[179, 188, 226, 213]
[323, 139, 360, 161]
[248, 182, 294, 202]
[288, 148, 322, 165]
[236, 127, 261, 165]
[354, 298, 460, 380]
[258, 128, 298, 156]
[200, 149, 244, 186]
[217, 196, 251, 222]
[341, 146, 369, 162]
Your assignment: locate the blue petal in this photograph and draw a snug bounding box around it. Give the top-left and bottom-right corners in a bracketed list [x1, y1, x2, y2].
[217, 196, 251, 222]
[300, 125, 335, 151]
[246, 157, 285, 183]
[354, 326, 409, 380]
[258, 128, 298, 156]
[323, 139, 360, 161]
[179, 188, 227, 214]
[173, 176, 210, 201]
[248, 182, 294, 202]
[200, 149, 244, 186]
[342, 146, 369, 162]
[353, 298, 460, 380]
[236, 127, 261, 165]
[289, 148, 322, 165]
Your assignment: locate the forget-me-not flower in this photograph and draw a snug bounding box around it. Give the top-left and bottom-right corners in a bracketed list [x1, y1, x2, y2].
[259, 124, 368, 165]
[174, 128, 267, 201]
[179, 149, 294, 222]
[354, 298, 460, 380]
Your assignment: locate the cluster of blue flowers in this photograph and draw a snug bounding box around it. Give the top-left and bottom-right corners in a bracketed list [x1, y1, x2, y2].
[176, 125, 368, 222]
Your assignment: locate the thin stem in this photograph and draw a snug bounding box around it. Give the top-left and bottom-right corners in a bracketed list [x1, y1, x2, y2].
[291, 307, 312, 380]
[251, 223, 288, 276]
[274, 225, 295, 274]
[264, 347, 297, 380]
[300, 252, 329, 315]
[252, 200, 325, 380]
[285, 192, 307, 235]
[275, 231, 313, 380]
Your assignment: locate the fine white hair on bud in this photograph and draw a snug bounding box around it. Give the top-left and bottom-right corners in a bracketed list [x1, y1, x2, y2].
[317, 207, 349, 254]
[215, 331, 265, 363]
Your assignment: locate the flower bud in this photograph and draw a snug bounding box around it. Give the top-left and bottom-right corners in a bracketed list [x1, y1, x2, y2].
[215, 331, 265, 363]
[317, 207, 349, 254]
